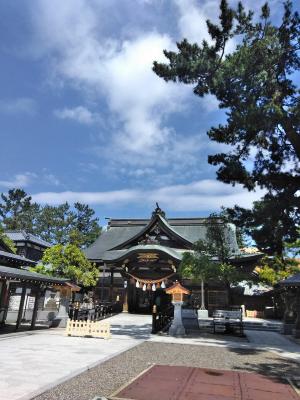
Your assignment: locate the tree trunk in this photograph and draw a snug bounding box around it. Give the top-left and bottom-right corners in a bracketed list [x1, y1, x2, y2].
[200, 279, 206, 310]
[281, 115, 300, 161]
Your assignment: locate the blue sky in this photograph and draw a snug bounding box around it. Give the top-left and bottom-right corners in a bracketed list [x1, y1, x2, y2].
[0, 0, 291, 224]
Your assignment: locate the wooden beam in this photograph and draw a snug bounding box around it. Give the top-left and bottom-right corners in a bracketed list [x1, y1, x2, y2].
[30, 288, 41, 330]
[15, 285, 26, 331]
[109, 269, 114, 302]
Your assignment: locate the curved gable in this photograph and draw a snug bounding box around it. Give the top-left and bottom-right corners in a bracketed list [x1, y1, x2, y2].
[110, 214, 192, 250]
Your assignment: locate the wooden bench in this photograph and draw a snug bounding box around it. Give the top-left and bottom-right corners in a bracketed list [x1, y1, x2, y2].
[213, 309, 244, 336]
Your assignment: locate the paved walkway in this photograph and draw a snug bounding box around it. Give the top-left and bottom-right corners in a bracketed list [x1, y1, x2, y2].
[0, 314, 151, 400]
[113, 364, 299, 400]
[1, 313, 300, 400]
[150, 328, 300, 363]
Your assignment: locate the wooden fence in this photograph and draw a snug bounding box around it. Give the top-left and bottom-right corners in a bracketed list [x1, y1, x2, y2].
[152, 304, 174, 334]
[68, 301, 122, 321]
[65, 319, 111, 339]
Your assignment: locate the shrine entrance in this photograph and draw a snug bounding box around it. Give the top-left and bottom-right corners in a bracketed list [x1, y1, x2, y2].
[128, 286, 172, 314]
[119, 250, 178, 314]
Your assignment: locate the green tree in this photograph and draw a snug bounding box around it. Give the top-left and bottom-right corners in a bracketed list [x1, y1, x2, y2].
[180, 217, 246, 309]
[69, 202, 102, 248]
[0, 189, 102, 247]
[203, 216, 246, 287]
[34, 202, 101, 247]
[219, 207, 247, 248]
[180, 246, 218, 310]
[31, 243, 99, 287]
[0, 223, 16, 253]
[153, 0, 299, 249]
[286, 228, 300, 257]
[224, 194, 300, 257]
[258, 256, 299, 285]
[0, 189, 40, 231]
[34, 203, 74, 245]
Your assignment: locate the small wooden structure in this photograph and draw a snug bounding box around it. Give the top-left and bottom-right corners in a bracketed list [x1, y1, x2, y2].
[53, 282, 80, 299]
[165, 281, 190, 302]
[65, 319, 111, 339]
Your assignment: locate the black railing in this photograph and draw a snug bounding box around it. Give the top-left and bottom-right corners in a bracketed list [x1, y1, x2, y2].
[152, 304, 174, 334]
[69, 301, 121, 321]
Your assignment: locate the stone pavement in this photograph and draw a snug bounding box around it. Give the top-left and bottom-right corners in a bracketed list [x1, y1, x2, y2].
[150, 328, 300, 362]
[0, 314, 152, 400]
[1, 313, 300, 400]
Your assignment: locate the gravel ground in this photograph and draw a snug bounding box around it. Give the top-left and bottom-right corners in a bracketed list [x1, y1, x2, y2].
[34, 341, 300, 400]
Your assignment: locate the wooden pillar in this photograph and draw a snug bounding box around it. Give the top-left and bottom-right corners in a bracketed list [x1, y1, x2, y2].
[109, 269, 114, 302]
[0, 280, 8, 326]
[30, 288, 41, 330]
[101, 263, 106, 302]
[122, 280, 128, 313]
[15, 285, 27, 331]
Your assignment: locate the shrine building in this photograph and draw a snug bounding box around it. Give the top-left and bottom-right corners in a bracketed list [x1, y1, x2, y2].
[5, 230, 51, 262]
[0, 236, 67, 330]
[85, 205, 262, 314]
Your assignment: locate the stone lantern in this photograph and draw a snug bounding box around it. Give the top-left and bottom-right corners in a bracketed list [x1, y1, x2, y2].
[166, 280, 190, 336]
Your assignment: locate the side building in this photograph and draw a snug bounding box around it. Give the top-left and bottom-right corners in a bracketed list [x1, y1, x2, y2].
[0, 237, 67, 330]
[5, 231, 51, 262]
[85, 206, 262, 314]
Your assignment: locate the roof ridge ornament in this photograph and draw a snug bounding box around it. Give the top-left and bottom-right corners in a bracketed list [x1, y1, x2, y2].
[152, 202, 166, 219]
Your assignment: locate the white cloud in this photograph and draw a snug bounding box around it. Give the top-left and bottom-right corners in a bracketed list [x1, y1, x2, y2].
[201, 94, 220, 113]
[175, 0, 218, 45]
[0, 171, 63, 190]
[0, 97, 37, 116]
[30, 1, 192, 168]
[32, 179, 265, 211]
[54, 106, 100, 125]
[174, 0, 238, 54]
[0, 172, 37, 189]
[43, 173, 61, 186]
[100, 34, 189, 154]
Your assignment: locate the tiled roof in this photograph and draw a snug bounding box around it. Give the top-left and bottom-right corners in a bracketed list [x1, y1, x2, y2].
[0, 250, 36, 266]
[0, 264, 68, 285]
[5, 231, 51, 248]
[279, 273, 300, 286]
[85, 214, 242, 261]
